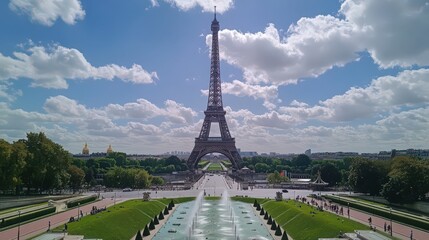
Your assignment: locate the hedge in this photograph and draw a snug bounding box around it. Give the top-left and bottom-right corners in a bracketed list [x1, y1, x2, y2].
[0, 206, 56, 228]
[67, 195, 97, 208]
[324, 195, 429, 230]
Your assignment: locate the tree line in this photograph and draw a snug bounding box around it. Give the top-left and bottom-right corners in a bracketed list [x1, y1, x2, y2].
[0, 132, 188, 195]
[243, 154, 429, 204]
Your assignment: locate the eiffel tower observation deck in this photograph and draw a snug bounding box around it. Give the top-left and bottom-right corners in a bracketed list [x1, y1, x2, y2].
[187, 8, 242, 171]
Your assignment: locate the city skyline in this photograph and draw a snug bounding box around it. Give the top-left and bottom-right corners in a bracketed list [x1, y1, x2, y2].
[1, 0, 429, 155]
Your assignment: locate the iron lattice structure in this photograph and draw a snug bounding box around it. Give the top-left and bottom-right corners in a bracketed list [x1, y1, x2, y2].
[187, 11, 242, 171]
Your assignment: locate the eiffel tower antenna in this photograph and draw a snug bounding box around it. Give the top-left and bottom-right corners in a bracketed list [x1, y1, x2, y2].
[187, 12, 242, 171]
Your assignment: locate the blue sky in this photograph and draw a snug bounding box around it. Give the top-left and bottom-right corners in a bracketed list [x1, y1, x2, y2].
[1, 0, 429, 155]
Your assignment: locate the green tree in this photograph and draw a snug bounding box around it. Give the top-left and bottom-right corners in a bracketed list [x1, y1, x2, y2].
[267, 171, 288, 184]
[108, 152, 127, 166]
[22, 132, 71, 193]
[255, 163, 270, 173]
[292, 154, 311, 172]
[68, 165, 85, 193]
[0, 140, 26, 192]
[134, 169, 150, 189]
[151, 176, 165, 186]
[348, 158, 388, 195]
[381, 156, 429, 203]
[319, 162, 341, 186]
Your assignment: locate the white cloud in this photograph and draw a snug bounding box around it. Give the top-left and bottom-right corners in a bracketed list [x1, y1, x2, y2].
[340, 0, 429, 68]
[245, 111, 302, 129]
[0, 44, 158, 89]
[201, 80, 280, 109]
[162, 0, 233, 13]
[208, 0, 429, 89]
[9, 0, 85, 26]
[104, 98, 197, 124]
[210, 19, 363, 85]
[279, 68, 429, 122]
[0, 83, 22, 102]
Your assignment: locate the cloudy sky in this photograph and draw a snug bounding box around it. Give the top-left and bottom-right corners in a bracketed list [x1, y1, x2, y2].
[1, 0, 429, 155]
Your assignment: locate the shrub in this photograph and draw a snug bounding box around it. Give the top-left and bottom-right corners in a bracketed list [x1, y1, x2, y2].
[275, 224, 282, 236]
[1, 207, 56, 228]
[267, 216, 272, 224]
[282, 231, 289, 240]
[67, 195, 97, 208]
[134, 230, 142, 240]
[271, 220, 277, 230]
[143, 225, 150, 236]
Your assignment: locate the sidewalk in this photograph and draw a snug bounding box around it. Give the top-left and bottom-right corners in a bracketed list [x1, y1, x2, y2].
[313, 197, 429, 240]
[0, 197, 117, 240]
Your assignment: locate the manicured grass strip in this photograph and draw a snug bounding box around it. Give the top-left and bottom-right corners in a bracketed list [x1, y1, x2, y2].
[198, 160, 210, 168]
[231, 196, 271, 204]
[263, 200, 369, 240]
[0, 206, 56, 228]
[0, 202, 47, 215]
[67, 195, 97, 208]
[206, 163, 223, 171]
[65, 198, 194, 240]
[221, 160, 232, 167]
[324, 195, 429, 230]
[205, 196, 221, 200]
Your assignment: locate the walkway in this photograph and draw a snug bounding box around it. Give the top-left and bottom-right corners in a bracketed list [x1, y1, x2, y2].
[0, 197, 117, 240]
[311, 197, 428, 240]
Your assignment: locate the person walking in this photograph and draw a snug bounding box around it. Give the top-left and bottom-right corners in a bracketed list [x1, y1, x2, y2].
[410, 230, 413, 240]
[47, 221, 51, 232]
[384, 222, 387, 232]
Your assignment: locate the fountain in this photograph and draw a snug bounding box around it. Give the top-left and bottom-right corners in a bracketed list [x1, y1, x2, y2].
[152, 189, 273, 240]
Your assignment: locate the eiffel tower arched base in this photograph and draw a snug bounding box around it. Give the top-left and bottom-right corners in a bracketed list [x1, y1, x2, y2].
[187, 138, 242, 171]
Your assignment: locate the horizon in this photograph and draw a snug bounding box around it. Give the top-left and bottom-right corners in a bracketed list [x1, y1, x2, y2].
[1, 0, 429, 155]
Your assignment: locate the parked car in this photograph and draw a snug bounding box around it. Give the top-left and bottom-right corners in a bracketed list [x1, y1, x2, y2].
[282, 189, 289, 193]
[122, 188, 132, 192]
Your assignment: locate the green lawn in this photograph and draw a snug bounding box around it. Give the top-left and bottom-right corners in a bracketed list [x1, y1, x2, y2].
[221, 160, 232, 167]
[233, 197, 369, 240]
[198, 160, 209, 168]
[64, 197, 194, 240]
[206, 163, 223, 171]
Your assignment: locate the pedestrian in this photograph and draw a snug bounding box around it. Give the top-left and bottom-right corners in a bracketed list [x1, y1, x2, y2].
[410, 230, 413, 240]
[47, 221, 51, 231]
[384, 222, 386, 232]
[64, 223, 68, 232]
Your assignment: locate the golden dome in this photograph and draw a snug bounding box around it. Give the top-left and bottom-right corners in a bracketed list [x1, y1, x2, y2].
[107, 144, 113, 154]
[82, 143, 89, 155]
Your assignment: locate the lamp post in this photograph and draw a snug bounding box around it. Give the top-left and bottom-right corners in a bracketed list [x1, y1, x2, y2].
[17, 210, 21, 240]
[389, 207, 393, 236]
[347, 202, 350, 219]
[77, 203, 80, 221]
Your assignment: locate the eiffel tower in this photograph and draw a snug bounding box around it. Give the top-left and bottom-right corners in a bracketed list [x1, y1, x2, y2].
[187, 9, 242, 171]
